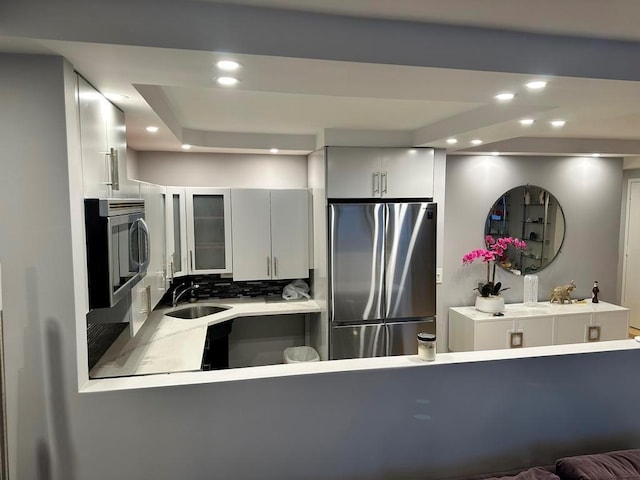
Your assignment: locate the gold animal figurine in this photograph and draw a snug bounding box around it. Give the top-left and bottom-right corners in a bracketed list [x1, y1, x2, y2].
[550, 280, 576, 304]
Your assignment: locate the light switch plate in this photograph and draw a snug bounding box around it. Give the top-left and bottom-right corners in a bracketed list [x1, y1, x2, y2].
[436, 268, 443, 284]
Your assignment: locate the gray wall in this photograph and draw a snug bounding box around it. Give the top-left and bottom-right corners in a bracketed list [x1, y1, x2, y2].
[4, 54, 640, 480]
[441, 154, 623, 349]
[0, 54, 80, 479]
[136, 151, 308, 188]
[618, 168, 640, 300]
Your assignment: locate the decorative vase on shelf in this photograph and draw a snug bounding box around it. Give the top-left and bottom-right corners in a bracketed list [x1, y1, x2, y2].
[475, 295, 505, 313]
[524, 190, 531, 205]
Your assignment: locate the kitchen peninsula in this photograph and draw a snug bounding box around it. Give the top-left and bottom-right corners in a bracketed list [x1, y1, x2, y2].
[90, 297, 321, 378]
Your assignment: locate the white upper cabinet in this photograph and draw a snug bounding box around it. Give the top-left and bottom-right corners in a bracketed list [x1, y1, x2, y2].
[270, 190, 309, 280]
[231, 189, 272, 281]
[326, 147, 380, 199]
[232, 189, 309, 281]
[165, 187, 188, 279]
[78, 76, 134, 198]
[326, 147, 434, 199]
[380, 148, 434, 199]
[185, 188, 232, 274]
[78, 76, 109, 198]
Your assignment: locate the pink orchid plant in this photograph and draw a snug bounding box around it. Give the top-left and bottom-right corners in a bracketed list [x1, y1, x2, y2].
[462, 236, 527, 297]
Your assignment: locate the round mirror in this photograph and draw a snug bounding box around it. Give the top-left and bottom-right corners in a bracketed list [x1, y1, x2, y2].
[484, 185, 565, 274]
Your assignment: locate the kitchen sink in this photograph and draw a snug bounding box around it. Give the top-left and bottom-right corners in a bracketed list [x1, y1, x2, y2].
[165, 304, 230, 319]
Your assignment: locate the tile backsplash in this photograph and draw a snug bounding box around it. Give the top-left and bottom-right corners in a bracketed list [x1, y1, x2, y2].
[163, 275, 310, 305]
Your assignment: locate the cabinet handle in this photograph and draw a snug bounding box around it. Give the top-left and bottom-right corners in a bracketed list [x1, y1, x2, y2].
[509, 332, 523, 348]
[373, 172, 380, 195]
[190, 250, 194, 271]
[588, 325, 601, 342]
[108, 147, 120, 191]
[381, 172, 388, 194]
[145, 285, 151, 315]
[170, 255, 175, 280]
[274, 257, 278, 277]
[267, 256, 270, 277]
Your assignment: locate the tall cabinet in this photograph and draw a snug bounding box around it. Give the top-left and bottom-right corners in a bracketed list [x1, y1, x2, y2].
[131, 182, 167, 335]
[77, 76, 136, 198]
[231, 189, 309, 281]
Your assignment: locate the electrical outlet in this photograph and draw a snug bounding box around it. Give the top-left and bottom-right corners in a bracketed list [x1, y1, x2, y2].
[436, 268, 443, 284]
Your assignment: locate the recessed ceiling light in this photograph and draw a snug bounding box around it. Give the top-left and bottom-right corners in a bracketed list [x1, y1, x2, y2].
[495, 92, 515, 101]
[520, 118, 535, 126]
[550, 120, 566, 127]
[105, 93, 129, 101]
[525, 81, 547, 90]
[270, 148, 279, 154]
[471, 139, 483, 145]
[216, 60, 240, 71]
[446, 138, 458, 145]
[491, 151, 500, 156]
[145, 126, 159, 133]
[591, 153, 601, 157]
[181, 144, 192, 150]
[217, 76, 238, 86]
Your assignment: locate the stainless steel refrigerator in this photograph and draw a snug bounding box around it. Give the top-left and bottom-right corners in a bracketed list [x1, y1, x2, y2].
[329, 201, 436, 359]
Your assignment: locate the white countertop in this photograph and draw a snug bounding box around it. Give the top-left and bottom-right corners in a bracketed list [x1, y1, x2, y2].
[450, 300, 628, 321]
[89, 297, 321, 379]
[83, 338, 640, 393]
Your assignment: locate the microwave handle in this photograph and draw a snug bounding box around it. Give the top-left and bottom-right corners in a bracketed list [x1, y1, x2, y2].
[137, 218, 151, 272]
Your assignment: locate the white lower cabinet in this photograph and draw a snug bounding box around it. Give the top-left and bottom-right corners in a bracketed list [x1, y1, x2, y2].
[472, 316, 553, 350]
[554, 313, 592, 345]
[449, 302, 629, 352]
[231, 189, 309, 281]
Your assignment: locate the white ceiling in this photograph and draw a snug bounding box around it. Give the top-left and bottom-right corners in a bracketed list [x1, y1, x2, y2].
[3, 0, 640, 157]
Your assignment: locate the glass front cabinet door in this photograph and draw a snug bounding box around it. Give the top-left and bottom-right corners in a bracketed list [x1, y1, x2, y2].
[185, 188, 232, 274]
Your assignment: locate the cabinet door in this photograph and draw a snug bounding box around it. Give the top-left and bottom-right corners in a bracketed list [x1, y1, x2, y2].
[78, 77, 109, 198]
[165, 188, 188, 278]
[381, 148, 434, 199]
[474, 319, 513, 350]
[595, 310, 629, 341]
[130, 282, 151, 336]
[270, 190, 309, 280]
[554, 313, 591, 345]
[326, 147, 381, 199]
[186, 188, 232, 274]
[141, 182, 167, 307]
[231, 189, 271, 281]
[104, 102, 134, 197]
[518, 316, 554, 347]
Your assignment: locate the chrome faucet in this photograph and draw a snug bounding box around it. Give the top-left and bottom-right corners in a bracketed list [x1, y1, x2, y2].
[172, 282, 199, 307]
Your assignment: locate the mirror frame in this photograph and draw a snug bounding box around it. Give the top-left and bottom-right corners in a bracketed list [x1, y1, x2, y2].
[484, 184, 566, 274]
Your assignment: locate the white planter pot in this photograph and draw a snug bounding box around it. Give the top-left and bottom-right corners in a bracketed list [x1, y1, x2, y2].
[475, 295, 505, 313]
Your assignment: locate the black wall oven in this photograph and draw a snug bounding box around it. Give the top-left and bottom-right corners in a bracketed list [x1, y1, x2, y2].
[84, 199, 150, 309]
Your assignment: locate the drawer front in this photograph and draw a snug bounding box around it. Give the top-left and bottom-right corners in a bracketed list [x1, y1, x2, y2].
[554, 313, 591, 345]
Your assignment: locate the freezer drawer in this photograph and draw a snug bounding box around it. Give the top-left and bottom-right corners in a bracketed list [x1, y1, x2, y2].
[330, 323, 386, 360]
[387, 319, 435, 356]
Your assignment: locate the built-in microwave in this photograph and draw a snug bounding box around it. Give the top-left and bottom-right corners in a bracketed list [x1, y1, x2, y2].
[84, 199, 150, 310]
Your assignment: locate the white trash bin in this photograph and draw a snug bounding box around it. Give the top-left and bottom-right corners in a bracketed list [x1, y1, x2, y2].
[283, 346, 320, 364]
